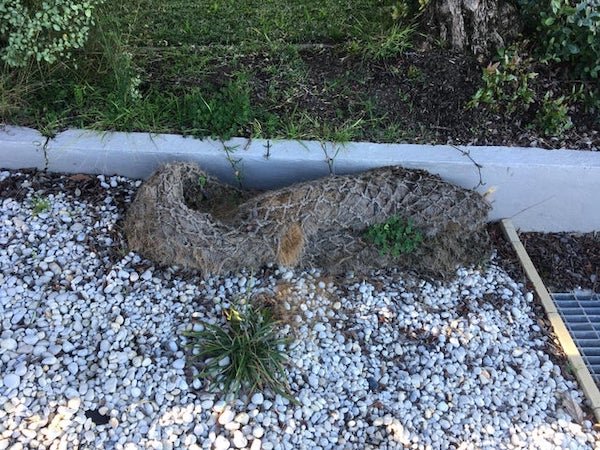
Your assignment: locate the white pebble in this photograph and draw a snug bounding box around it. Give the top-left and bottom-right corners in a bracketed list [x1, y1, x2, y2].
[218, 409, 235, 425]
[3, 374, 20, 390]
[173, 359, 185, 370]
[0, 338, 17, 351]
[213, 435, 230, 450]
[234, 412, 249, 425]
[232, 430, 247, 448]
[251, 392, 264, 405]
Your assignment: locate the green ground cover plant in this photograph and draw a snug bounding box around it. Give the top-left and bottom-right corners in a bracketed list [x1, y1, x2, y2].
[0, 0, 105, 67]
[365, 216, 423, 257]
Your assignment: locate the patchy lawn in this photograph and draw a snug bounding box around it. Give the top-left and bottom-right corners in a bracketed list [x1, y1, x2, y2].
[1, 0, 598, 149]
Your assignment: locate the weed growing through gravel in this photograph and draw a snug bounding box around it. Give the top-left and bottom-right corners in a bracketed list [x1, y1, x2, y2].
[365, 216, 423, 257]
[30, 196, 51, 216]
[184, 299, 293, 399]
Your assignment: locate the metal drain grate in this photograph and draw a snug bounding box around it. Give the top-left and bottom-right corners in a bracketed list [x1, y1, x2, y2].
[552, 292, 600, 384]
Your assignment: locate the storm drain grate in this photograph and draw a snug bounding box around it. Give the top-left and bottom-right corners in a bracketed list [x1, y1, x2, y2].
[553, 292, 600, 384]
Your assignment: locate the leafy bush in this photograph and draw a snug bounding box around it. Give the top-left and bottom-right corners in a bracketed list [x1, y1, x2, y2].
[365, 216, 423, 257]
[184, 301, 292, 398]
[535, 92, 574, 136]
[0, 0, 104, 67]
[570, 82, 600, 113]
[468, 47, 538, 114]
[519, 0, 600, 78]
[469, 45, 576, 137]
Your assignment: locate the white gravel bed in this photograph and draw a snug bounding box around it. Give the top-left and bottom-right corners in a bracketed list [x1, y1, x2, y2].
[0, 169, 598, 450]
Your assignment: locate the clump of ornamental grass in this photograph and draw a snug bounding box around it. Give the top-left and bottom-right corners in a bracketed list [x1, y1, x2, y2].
[184, 299, 293, 399]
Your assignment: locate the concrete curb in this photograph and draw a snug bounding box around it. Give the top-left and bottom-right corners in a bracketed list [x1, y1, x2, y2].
[1, 125, 600, 232]
[0, 126, 47, 170]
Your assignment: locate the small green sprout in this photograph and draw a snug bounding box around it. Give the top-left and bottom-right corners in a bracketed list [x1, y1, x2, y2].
[31, 196, 51, 216]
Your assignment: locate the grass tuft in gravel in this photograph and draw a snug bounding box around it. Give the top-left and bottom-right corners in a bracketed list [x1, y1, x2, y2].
[184, 300, 293, 399]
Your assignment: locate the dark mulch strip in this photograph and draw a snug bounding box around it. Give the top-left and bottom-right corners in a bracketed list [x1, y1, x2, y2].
[488, 223, 527, 285]
[488, 223, 599, 293]
[0, 168, 103, 203]
[521, 232, 600, 293]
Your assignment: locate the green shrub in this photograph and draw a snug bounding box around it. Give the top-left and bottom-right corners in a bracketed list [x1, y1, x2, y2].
[0, 0, 104, 67]
[519, 0, 600, 78]
[535, 92, 573, 136]
[365, 216, 423, 257]
[469, 45, 577, 137]
[468, 47, 538, 114]
[570, 83, 600, 113]
[184, 301, 292, 398]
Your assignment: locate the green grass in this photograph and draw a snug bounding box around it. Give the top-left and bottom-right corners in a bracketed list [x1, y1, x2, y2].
[354, 23, 415, 60]
[109, 0, 395, 48]
[184, 301, 293, 398]
[0, 0, 419, 140]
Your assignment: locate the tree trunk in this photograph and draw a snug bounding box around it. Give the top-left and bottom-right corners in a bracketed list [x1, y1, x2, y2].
[424, 0, 521, 58]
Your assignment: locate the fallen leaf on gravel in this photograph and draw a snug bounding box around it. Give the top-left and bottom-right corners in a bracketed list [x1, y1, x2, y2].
[560, 392, 585, 424]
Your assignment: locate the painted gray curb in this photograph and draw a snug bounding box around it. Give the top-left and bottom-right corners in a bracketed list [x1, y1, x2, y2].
[0, 126, 46, 170]
[1, 126, 600, 232]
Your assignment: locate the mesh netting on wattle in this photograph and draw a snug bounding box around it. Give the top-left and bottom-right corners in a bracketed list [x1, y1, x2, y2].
[123, 162, 492, 278]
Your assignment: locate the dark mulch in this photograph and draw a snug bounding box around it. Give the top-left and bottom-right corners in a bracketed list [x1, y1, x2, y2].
[488, 223, 527, 284]
[292, 48, 599, 149]
[520, 232, 600, 293]
[0, 169, 103, 203]
[489, 222, 600, 293]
